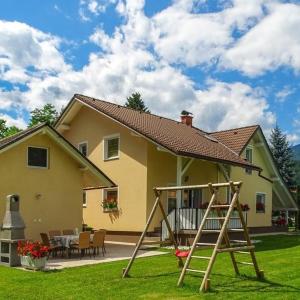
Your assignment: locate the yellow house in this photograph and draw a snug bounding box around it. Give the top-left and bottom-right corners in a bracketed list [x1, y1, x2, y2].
[0, 123, 114, 240]
[56, 94, 298, 241]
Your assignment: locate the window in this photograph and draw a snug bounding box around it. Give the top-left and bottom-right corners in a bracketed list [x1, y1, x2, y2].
[103, 188, 118, 211]
[256, 193, 266, 213]
[78, 142, 88, 156]
[83, 191, 87, 207]
[27, 147, 48, 168]
[104, 135, 120, 160]
[245, 147, 253, 174]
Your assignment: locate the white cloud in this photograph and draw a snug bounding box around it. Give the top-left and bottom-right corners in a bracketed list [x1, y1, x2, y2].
[287, 133, 300, 144]
[0, 113, 27, 129]
[222, 3, 300, 76]
[191, 80, 276, 133]
[0, 0, 288, 136]
[79, 0, 117, 21]
[275, 85, 295, 103]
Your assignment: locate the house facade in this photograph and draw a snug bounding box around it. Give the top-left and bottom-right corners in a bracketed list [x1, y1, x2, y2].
[0, 123, 114, 240]
[56, 94, 298, 239]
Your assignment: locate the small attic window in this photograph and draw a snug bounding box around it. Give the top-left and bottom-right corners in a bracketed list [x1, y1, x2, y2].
[27, 147, 48, 169]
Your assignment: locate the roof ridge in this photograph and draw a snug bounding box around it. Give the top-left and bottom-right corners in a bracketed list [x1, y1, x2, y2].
[74, 94, 207, 134]
[209, 124, 260, 134]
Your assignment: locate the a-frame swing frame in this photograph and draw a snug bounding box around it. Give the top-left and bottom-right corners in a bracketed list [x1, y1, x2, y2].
[122, 181, 264, 293]
[122, 189, 184, 278]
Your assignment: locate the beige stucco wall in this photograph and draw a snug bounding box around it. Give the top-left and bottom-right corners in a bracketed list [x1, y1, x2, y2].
[146, 143, 219, 230]
[231, 140, 273, 227]
[63, 106, 148, 232]
[0, 134, 84, 241]
[62, 104, 273, 232]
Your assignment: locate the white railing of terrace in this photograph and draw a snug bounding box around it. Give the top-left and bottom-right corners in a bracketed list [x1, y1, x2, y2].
[161, 208, 248, 241]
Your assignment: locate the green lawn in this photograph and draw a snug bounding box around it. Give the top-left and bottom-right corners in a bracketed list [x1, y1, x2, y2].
[1, 235, 300, 299]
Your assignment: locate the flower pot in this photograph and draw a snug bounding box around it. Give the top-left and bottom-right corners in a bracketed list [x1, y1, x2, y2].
[20, 256, 47, 270]
[103, 207, 118, 213]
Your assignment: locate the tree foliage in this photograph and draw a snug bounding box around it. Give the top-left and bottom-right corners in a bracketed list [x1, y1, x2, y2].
[125, 92, 150, 113]
[0, 119, 21, 139]
[29, 104, 59, 127]
[269, 124, 296, 187]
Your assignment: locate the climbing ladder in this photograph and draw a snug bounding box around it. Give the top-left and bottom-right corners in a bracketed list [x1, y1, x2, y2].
[177, 181, 264, 292]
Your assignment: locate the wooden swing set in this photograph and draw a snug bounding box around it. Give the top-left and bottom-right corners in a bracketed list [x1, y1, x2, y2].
[122, 181, 264, 293]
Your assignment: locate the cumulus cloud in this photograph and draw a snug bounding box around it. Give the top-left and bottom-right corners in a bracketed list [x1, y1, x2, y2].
[0, 0, 292, 136]
[222, 3, 300, 76]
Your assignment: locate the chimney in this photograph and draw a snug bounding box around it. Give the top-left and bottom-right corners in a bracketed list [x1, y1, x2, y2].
[180, 110, 193, 126]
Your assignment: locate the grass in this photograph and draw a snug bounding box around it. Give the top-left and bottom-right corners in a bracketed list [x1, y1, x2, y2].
[1, 235, 300, 299]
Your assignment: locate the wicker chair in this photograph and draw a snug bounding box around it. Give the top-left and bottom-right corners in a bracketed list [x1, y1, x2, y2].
[70, 231, 91, 258]
[62, 229, 74, 235]
[40, 233, 62, 257]
[90, 230, 106, 257]
[49, 230, 61, 239]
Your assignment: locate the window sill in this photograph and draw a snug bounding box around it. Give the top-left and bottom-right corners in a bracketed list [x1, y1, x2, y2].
[256, 211, 265, 214]
[104, 156, 119, 162]
[103, 208, 118, 213]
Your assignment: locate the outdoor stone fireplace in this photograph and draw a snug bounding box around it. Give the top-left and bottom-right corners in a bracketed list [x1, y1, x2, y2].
[0, 194, 25, 267]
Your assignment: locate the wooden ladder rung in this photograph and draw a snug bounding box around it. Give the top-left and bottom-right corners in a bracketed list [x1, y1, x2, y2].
[211, 205, 230, 208]
[217, 245, 255, 253]
[202, 229, 220, 233]
[196, 242, 216, 247]
[191, 255, 211, 260]
[206, 217, 225, 220]
[230, 240, 247, 244]
[236, 251, 251, 254]
[186, 268, 206, 274]
[228, 228, 244, 232]
[237, 261, 254, 266]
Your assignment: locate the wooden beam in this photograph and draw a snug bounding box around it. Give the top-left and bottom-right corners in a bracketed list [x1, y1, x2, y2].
[181, 158, 195, 177]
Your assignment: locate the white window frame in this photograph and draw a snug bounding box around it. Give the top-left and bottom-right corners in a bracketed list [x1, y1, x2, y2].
[27, 146, 49, 169]
[78, 141, 88, 156]
[102, 187, 119, 210]
[256, 192, 266, 214]
[245, 147, 253, 175]
[103, 134, 120, 161]
[83, 191, 87, 208]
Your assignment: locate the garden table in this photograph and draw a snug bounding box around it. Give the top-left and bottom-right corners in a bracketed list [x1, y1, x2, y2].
[53, 235, 79, 248]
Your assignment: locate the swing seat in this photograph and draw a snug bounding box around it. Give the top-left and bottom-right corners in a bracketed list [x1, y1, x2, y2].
[175, 249, 190, 258]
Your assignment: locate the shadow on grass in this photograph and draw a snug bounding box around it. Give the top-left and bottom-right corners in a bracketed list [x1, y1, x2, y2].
[253, 235, 300, 252]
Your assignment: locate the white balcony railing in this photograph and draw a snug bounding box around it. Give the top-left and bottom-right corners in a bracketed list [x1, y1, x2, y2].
[161, 208, 248, 241]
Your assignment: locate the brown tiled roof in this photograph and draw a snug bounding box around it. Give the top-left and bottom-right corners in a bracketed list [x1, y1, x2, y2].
[210, 125, 259, 155]
[69, 94, 261, 170]
[0, 123, 45, 150]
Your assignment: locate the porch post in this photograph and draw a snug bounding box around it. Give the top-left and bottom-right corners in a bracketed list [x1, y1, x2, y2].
[285, 210, 289, 226]
[176, 156, 182, 232]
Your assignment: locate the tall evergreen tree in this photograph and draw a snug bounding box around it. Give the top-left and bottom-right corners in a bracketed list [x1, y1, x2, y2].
[269, 124, 296, 187]
[125, 92, 150, 113]
[29, 104, 59, 127]
[0, 119, 21, 139]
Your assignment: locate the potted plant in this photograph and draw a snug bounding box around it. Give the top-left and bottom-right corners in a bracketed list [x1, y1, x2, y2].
[102, 198, 118, 212]
[17, 241, 49, 270]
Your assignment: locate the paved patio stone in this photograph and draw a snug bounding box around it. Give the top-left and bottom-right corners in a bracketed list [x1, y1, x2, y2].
[43, 242, 166, 270]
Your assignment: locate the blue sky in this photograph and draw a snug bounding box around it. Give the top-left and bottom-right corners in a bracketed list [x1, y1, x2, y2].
[0, 0, 300, 143]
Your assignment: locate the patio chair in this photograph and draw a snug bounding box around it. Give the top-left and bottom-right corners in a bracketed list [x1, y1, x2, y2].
[49, 230, 61, 239]
[90, 230, 106, 257]
[70, 231, 91, 258]
[40, 233, 63, 257]
[62, 229, 75, 235]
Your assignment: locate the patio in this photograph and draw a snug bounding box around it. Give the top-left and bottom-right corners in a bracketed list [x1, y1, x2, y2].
[44, 242, 166, 270]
